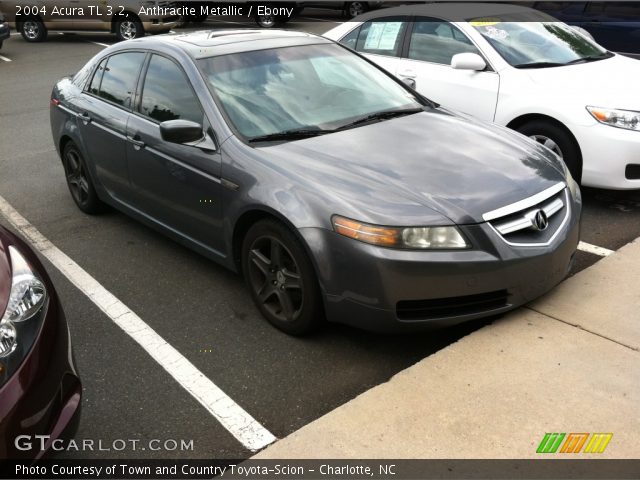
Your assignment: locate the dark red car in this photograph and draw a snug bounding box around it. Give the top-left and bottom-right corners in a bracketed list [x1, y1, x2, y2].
[0, 225, 81, 459]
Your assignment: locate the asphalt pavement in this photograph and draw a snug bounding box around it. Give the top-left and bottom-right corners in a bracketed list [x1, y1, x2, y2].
[0, 15, 639, 460]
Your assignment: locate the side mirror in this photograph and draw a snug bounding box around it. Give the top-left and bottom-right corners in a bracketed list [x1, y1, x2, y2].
[401, 77, 416, 89]
[160, 119, 204, 145]
[451, 53, 486, 71]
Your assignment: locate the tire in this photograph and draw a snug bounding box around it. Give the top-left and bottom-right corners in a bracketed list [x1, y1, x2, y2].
[255, 14, 280, 28]
[241, 219, 323, 335]
[115, 15, 144, 41]
[62, 142, 104, 214]
[20, 18, 47, 42]
[515, 120, 582, 182]
[191, 13, 208, 23]
[345, 2, 368, 18]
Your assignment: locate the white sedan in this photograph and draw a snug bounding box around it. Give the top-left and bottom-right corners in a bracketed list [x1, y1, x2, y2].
[324, 3, 640, 189]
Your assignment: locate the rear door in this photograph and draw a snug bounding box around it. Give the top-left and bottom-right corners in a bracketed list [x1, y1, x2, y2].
[126, 53, 225, 255]
[396, 18, 499, 122]
[339, 16, 410, 78]
[78, 51, 146, 201]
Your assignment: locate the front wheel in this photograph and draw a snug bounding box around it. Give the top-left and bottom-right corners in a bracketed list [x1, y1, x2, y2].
[115, 15, 144, 41]
[515, 120, 582, 183]
[241, 220, 323, 335]
[20, 18, 48, 42]
[345, 2, 368, 18]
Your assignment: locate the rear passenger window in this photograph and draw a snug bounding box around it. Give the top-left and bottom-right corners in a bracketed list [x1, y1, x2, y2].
[408, 19, 480, 65]
[88, 58, 107, 95]
[97, 52, 146, 108]
[355, 18, 407, 57]
[139, 55, 203, 124]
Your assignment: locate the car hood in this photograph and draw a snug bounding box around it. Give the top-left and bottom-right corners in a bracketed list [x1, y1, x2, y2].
[524, 54, 640, 110]
[259, 109, 565, 225]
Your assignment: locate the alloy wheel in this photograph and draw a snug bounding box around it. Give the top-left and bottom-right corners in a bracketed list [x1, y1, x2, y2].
[23, 21, 40, 40]
[348, 2, 366, 17]
[257, 15, 276, 28]
[64, 149, 90, 206]
[247, 236, 303, 323]
[529, 134, 564, 159]
[119, 21, 137, 40]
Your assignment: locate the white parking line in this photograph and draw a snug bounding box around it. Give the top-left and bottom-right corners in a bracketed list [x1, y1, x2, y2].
[0, 194, 277, 452]
[87, 41, 110, 48]
[578, 241, 614, 257]
[0, 55, 11, 62]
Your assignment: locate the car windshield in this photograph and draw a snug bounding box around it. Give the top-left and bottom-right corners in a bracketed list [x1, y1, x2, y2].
[469, 17, 610, 68]
[198, 43, 424, 140]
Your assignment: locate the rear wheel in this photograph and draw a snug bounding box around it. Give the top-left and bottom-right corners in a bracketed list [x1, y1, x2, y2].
[345, 2, 368, 18]
[62, 142, 104, 214]
[241, 220, 323, 335]
[20, 18, 47, 42]
[515, 120, 582, 182]
[115, 15, 144, 41]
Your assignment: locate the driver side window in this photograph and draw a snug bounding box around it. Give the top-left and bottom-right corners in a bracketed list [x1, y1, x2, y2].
[408, 19, 480, 65]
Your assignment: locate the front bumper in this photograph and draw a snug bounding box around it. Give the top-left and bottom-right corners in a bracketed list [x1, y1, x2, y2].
[573, 121, 640, 190]
[0, 290, 81, 460]
[299, 193, 581, 332]
[0, 23, 10, 42]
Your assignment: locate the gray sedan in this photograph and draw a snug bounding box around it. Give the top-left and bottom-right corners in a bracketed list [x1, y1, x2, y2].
[50, 30, 581, 334]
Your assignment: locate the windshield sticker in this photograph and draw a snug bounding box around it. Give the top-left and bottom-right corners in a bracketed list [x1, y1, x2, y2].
[364, 22, 402, 50]
[470, 18, 501, 27]
[483, 26, 509, 39]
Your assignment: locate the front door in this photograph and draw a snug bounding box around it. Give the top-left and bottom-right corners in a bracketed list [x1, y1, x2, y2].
[397, 18, 500, 122]
[126, 54, 226, 256]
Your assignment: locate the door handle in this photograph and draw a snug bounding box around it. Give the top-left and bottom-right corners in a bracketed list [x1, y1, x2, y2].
[79, 112, 92, 124]
[127, 135, 145, 150]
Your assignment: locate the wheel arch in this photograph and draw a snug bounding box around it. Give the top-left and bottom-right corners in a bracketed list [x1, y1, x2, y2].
[231, 207, 323, 287]
[110, 11, 141, 33]
[506, 113, 583, 170]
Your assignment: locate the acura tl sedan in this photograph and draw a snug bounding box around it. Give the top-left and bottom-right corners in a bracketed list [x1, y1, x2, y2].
[0, 225, 81, 459]
[50, 30, 581, 335]
[325, 3, 640, 189]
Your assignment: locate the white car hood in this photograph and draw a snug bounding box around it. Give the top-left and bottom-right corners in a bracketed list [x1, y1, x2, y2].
[524, 55, 640, 110]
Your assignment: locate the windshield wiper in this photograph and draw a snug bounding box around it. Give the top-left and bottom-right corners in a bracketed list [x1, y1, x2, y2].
[513, 61, 565, 69]
[565, 52, 614, 65]
[335, 107, 424, 131]
[248, 128, 329, 143]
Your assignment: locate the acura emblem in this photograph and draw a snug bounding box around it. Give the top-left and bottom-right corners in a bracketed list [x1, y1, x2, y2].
[532, 210, 549, 231]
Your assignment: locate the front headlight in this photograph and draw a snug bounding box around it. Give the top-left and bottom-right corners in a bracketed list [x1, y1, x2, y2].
[0, 246, 47, 371]
[587, 106, 640, 132]
[332, 216, 469, 249]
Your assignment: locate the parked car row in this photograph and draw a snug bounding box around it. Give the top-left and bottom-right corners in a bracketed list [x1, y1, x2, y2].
[325, 3, 640, 190]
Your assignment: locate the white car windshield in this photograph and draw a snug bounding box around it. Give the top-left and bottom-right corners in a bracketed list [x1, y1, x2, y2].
[199, 43, 424, 141]
[469, 19, 611, 68]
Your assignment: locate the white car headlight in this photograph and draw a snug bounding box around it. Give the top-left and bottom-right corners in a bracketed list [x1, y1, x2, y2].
[587, 106, 640, 132]
[332, 216, 469, 249]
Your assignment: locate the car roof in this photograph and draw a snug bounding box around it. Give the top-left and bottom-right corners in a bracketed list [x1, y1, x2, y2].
[352, 2, 546, 22]
[115, 29, 332, 59]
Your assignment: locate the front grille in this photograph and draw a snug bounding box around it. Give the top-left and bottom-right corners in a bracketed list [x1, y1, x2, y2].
[485, 184, 569, 246]
[397, 290, 509, 320]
